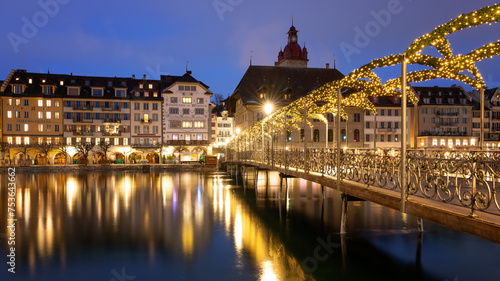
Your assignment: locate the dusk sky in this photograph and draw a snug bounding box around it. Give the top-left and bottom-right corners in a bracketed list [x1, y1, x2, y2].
[2, 0, 500, 97]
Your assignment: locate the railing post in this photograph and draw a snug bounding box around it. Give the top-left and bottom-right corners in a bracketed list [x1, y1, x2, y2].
[480, 87, 484, 149]
[337, 88, 342, 189]
[470, 153, 477, 217]
[304, 99, 308, 173]
[401, 53, 408, 213]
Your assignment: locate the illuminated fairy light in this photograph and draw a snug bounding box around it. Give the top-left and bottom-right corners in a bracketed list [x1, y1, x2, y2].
[229, 4, 500, 147]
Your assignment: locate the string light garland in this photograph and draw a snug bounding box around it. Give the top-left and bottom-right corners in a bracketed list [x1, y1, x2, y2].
[229, 4, 500, 147]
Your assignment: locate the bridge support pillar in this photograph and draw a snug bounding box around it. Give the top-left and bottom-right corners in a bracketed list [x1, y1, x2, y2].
[340, 193, 349, 234]
[417, 217, 424, 233]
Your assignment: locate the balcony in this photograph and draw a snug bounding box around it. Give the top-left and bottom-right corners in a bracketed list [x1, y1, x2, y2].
[73, 118, 93, 123]
[131, 143, 160, 148]
[73, 130, 94, 136]
[165, 140, 208, 145]
[436, 112, 459, 116]
[141, 119, 152, 124]
[73, 105, 93, 111]
[103, 119, 121, 124]
[102, 131, 122, 136]
[101, 106, 121, 111]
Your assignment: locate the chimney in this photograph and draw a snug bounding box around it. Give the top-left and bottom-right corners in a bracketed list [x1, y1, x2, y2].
[143, 74, 147, 79]
[326, 63, 330, 69]
[132, 75, 135, 79]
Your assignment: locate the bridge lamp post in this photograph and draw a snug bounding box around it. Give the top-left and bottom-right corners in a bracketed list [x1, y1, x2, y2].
[264, 103, 273, 165]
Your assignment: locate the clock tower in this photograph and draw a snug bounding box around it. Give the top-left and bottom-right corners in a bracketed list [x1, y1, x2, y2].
[276, 24, 308, 68]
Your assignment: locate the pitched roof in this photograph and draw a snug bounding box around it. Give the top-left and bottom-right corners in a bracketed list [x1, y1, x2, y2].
[413, 85, 473, 106]
[160, 71, 210, 92]
[230, 65, 344, 106]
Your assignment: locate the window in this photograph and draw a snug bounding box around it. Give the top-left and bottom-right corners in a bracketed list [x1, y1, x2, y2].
[300, 129, 305, 142]
[194, 121, 204, 128]
[15, 99, 21, 106]
[197, 98, 204, 104]
[153, 126, 158, 134]
[54, 112, 60, 119]
[134, 126, 140, 134]
[54, 100, 60, 107]
[387, 109, 392, 116]
[170, 121, 180, 128]
[24, 137, 30, 145]
[436, 98, 442, 104]
[313, 129, 320, 142]
[170, 97, 178, 103]
[341, 129, 346, 142]
[423, 98, 430, 104]
[7, 99, 12, 106]
[43, 86, 52, 95]
[143, 126, 149, 134]
[153, 103, 158, 110]
[170, 108, 179, 114]
[148, 83, 153, 89]
[92, 88, 103, 96]
[183, 108, 190, 115]
[366, 134, 370, 142]
[124, 114, 129, 120]
[328, 129, 333, 142]
[38, 124, 44, 132]
[23, 99, 29, 106]
[7, 111, 12, 118]
[134, 103, 140, 110]
[15, 111, 21, 118]
[144, 92, 149, 97]
[152, 114, 158, 121]
[24, 111, 29, 118]
[7, 137, 12, 144]
[395, 122, 399, 129]
[380, 109, 385, 116]
[182, 121, 192, 128]
[134, 113, 140, 121]
[123, 102, 128, 109]
[24, 124, 29, 132]
[16, 137, 21, 145]
[143, 103, 149, 110]
[380, 122, 385, 129]
[195, 108, 204, 115]
[388, 135, 392, 142]
[380, 135, 385, 142]
[172, 134, 179, 140]
[191, 86, 196, 91]
[13, 85, 23, 93]
[7, 124, 12, 131]
[387, 122, 392, 129]
[85, 80, 90, 86]
[394, 109, 399, 116]
[353, 113, 360, 122]
[366, 122, 370, 129]
[114, 138, 120, 145]
[182, 97, 192, 103]
[116, 89, 126, 97]
[55, 125, 60, 132]
[354, 129, 360, 142]
[46, 112, 51, 119]
[178, 85, 184, 91]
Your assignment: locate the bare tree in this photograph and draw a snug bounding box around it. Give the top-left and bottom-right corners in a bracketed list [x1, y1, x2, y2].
[211, 93, 225, 107]
[75, 142, 95, 164]
[58, 143, 70, 165]
[97, 141, 112, 160]
[0, 142, 10, 161]
[37, 142, 54, 165]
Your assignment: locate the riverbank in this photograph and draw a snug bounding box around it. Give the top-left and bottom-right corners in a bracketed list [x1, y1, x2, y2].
[0, 163, 221, 174]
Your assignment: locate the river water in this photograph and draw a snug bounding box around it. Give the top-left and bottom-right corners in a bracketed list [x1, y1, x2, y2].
[1, 169, 499, 281]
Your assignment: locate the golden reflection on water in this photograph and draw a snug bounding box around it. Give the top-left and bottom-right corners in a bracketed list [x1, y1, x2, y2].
[0, 171, 313, 280]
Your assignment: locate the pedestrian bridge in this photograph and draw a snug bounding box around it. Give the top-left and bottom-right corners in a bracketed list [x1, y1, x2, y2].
[223, 148, 500, 244]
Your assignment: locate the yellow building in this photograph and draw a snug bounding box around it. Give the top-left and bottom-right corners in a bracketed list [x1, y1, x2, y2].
[1, 70, 63, 164]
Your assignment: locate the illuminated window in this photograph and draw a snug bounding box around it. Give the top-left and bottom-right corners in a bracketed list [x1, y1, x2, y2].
[471, 139, 476, 146]
[456, 139, 460, 146]
[24, 124, 29, 132]
[46, 112, 51, 119]
[55, 112, 60, 119]
[148, 83, 153, 89]
[114, 138, 119, 145]
[15, 99, 21, 106]
[66, 138, 72, 145]
[16, 137, 21, 145]
[440, 139, 446, 146]
[7, 137, 13, 144]
[14, 85, 23, 94]
[448, 139, 453, 147]
[38, 137, 43, 145]
[194, 121, 204, 128]
[172, 134, 178, 140]
[38, 100, 43, 107]
[7, 111, 12, 118]
[182, 97, 192, 103]
[432, 139, 438, 146]
[123, 138, 128, 145]
[7, 99, 12, 106]
[76, 137, 81, 143]
[38, 124, 44, 132]
[182, 121, 192, 128]
[24, 137, 29, 145]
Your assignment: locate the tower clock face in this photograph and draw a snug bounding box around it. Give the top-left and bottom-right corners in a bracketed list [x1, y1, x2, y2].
[291, 36, 297, 42]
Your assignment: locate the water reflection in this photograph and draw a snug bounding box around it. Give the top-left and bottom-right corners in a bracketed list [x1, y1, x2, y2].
[0, 171, 312, 280]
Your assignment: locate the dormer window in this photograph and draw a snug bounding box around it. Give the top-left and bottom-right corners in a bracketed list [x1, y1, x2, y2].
[148, 83, 153, 89]
[92, 88, 103, 96]
[43, 86, 53, 95]
[394, 97, 399, 103]
[373, 97, 378, 103]
[67, 87, 80, 96]
[108, 81, 113, 87]
[121, 81, 127, 87]
[85, 80, 90, 86]
[460, 99, 466, 105]
[13, 85, 23, 94]
[71, 79, 75, 84]
[115, 89, 126, 97]
[153, 92, 158, 97]
[423, 98, 430, 104]
[42, 79, 46, 83]
[259, 93, 266, 99]
[448, 98, 454, 104]
[28, 78, 32, 84]
[135, 91, 140, 97]
[436, 98, 442, 104]
[144, 91, 149, 97]
[139, 83, 143, 89]
[59, 80, 64, 86]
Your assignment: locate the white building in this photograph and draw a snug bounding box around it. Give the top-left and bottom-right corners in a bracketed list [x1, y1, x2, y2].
[161, 71, 213, 157]
[212, 110, 234, 147]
